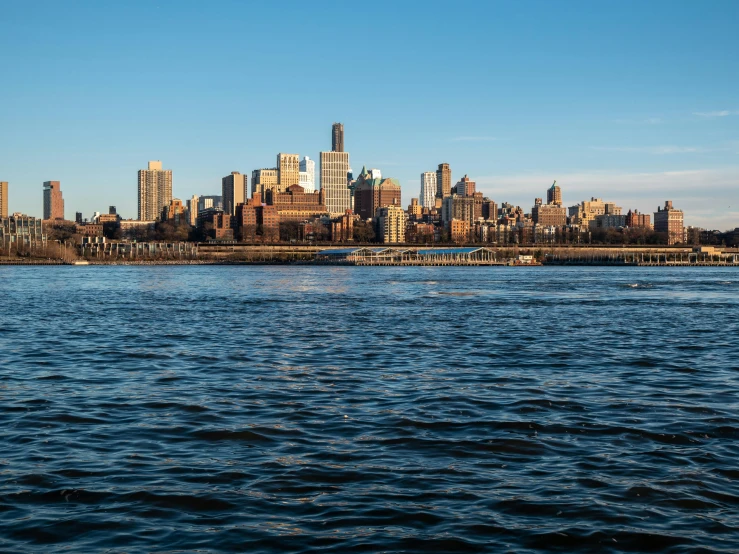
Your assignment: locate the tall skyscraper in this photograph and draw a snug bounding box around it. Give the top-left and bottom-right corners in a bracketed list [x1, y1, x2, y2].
[222, 171, 247, 215]
[321, 151, 351, 216]
[547, 180, 562, 205]
[420, 173, 436, 208]
[277, 153, 300, 192]
[436, 163, 452, 198]
[0, 182, 7, 218]
[138, 161, 172, 221]
[299, 156, 316, 193]
[43, 181, 65, 220]
[332, 122, 344, 152]
[187, 195, 199, 226]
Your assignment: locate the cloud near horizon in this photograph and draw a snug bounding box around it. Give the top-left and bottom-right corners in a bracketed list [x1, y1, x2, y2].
[693, 110, 739, 117]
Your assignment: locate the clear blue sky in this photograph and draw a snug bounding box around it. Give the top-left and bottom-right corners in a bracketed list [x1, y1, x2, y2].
[1, 0, 737, 229]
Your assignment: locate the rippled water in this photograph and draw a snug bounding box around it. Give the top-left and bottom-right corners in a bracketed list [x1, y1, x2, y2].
[1, 266, 738, 553]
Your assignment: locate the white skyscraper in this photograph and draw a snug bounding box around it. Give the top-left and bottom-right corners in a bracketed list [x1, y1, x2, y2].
[420, 172, 437, 208]
[299, 156, 316, 193]
[320, 151, 351, 216]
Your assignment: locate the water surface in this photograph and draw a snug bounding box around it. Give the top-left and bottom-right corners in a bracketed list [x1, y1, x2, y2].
[1, 266, 738, 552]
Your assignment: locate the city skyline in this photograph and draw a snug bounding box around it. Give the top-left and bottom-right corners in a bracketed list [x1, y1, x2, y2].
[1, 0, 737, 229]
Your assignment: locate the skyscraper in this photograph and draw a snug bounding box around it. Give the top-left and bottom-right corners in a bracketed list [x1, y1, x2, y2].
[187, 195, 199, 226]
[332, 123, 344, 152]
[299, 156, 316, 193]
[277, 153, 300, 192]
[138, 161, 172, 221]
[547, 180, 562, 205]
[222, 171, 247, 215]
[43, 181, 65, 220]
[654, 201, 684, 245]
[436, 163, 452, 198]
[420, 172, 436, 208]
[0, 182, 7, 218]
[251, 168, 279, 199]
[321, 151, 351, 216]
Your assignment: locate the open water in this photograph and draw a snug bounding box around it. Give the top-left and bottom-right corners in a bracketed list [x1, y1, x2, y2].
[0, 266, 738, 553]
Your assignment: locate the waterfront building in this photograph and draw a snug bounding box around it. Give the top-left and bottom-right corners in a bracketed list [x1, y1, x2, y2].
[138, 161, 172, 221]
[331, 210, 357, 242]
[43, 181, 65, 220]
[455, 175, 476, 197]
[625, 209, 652, 229]
[376, 205, 406, 243]
[450, 219, 471, 243]
[222, 172, 247, 216]
[436, 163, 452, 198]
[266, 184, 328, 223]
[654, 200, 684, 245]
[420, 172, 437, 208]
[75, 223, 103, 237]
[320, 151, 351, 216]
[197, 209, 233, 241]
[0, 213, 45, 247]
[251, 168, 279, 198]
[120, 219, 156, 239]
[532, 203, 567, 226]
[299, 156, 316, 193]
[353, 167, 401, 220]
[332, 122, 344, 152]
[277, 153, 300, 192]
[0, 181, 7, 218]
[235, 194, 279, 242]
[162, 198, 186, 224]
[547, 180, 562, 205]
[187, 195, 199, 226]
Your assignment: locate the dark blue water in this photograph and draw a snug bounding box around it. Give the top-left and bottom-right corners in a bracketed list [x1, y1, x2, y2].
[1, 266, 738, 553]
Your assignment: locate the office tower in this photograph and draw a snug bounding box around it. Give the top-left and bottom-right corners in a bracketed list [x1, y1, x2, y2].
[299, 156, 316, 193]
[251, 168, 279, 198]
[320, 151, 351, 216]
[436, 163, 452, 198]
[0, 182, 7, 218]
[455, 175, 476, 197]
[43, 181, 65, 220]
[222, 171, 247, 215]
[654, 201, 684, 245]
[137, 161, 172, 221]
[277, 153, 300, 192]
[353, 167, 401, 220]
[420, 172, 436, 208]
[547, 180, 562, 205]
[332, 122, 344, 152]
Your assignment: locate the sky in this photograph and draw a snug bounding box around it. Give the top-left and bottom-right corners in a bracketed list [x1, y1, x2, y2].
[1, 0, 737, 229]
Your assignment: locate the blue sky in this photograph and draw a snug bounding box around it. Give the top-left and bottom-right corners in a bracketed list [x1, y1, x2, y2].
[1, 0, 737, 229]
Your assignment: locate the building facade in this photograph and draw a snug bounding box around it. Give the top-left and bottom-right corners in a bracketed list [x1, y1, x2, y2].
[43, 181, 65, 220]
[376, 205, 406, 243]
[420, 172, 436, 208]
[332, 122, 344, 152]
[0, 213, 45, 246]
[625, 209, 651, 229]
[222, 172, 247, 216]
[654, 201, 684, 245]
[0, 182, 7, 218]
[138, 161, 172, 221]
[532, 204, 567, 226]
[547, 181, 562, 205]
[436, 163, 452, 199]
[299, 156, 316, 193]
[455, 175, 476, 197]
[251, 168, 279, 198]
[277, 153, 300, 192]
[266, 184, 328, 222]
[353, 168, 402, 220]
[320, 151, 351, 216]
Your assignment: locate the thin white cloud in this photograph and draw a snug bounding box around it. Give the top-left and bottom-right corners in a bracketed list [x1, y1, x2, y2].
[451, 136, 499, 142]
[613, 117, 662, 125]
[693, 110, 739, 117]
[591, 146, 704, 155]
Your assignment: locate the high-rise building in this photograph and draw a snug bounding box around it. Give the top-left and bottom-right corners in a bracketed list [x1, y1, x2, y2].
[222, 171, 247, 215]
[43, 181, 65, 220]
[455, 175, 476, 197]
[137, 161, 172, 221]
[625, 209, 651, 229]
[547, 180, 562, 205]
[299, 156, 316, 193]
[277, 153, 300, 192]
[187, 195, 199, 226]
[436, 163, 452, 198]
[376, 205, 406, 243]
[251, 168, 279, 198]
[352, 167, 402, 220]
[654, 201, 684, 245]
[332, 122, 344, 152]
[0, 182, 7, 218]
[420, 172, 437, 208]
[320, 151, 351, 216]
